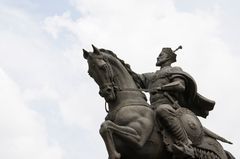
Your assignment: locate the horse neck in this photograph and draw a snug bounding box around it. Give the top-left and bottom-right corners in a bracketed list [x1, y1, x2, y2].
[108, 58, 148, 111]
[112, 65, 136, 89]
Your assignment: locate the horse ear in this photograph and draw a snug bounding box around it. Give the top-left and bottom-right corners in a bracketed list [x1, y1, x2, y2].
[83, 49, 89, 59]
[92, 44, 101, 55]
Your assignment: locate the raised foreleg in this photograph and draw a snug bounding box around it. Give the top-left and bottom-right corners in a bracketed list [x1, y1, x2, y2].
[99, 119, 153, 159]
[99, 120, 139, 159]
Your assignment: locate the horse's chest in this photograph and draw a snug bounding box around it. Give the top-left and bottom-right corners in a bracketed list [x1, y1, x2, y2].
[113, 106, 151, 125]
[114, 107, 140, 125]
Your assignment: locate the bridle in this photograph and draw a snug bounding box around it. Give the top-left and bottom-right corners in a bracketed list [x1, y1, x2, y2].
[96, 56, 156, 113]
[98, 58, 117, 95]
[96, 58, 117, 113]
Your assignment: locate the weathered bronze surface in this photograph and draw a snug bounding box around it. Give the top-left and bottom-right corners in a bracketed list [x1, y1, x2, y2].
[83, 45, 235, 159]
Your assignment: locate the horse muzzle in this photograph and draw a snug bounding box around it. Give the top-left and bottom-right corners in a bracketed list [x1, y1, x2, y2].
[99, 86, 116, 102]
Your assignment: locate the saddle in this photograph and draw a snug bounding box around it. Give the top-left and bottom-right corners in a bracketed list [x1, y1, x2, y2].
[158, 107, 231, 159]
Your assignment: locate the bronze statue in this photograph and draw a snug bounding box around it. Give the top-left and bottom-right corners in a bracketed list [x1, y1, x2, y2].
[83, 45, 235, 159]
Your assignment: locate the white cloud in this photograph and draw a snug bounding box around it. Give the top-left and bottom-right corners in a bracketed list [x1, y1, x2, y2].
[0, 4, 66, 159]
[44, 0, 221, 73]
[1, 0, 239, 159]
[0, 68, 63, 159]
[0, 3, 108, 159]
[44, 0, 239, 157]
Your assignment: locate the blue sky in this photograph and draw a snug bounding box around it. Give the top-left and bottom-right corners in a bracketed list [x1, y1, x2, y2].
[0, 0, 239, 159]
[1, 0, 73, 16]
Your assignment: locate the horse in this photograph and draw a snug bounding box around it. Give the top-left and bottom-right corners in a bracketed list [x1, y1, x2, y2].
[83, 45, 235, 159]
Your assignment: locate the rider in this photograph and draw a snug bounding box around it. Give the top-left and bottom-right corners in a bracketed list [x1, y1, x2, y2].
[137, 46, 215, 158]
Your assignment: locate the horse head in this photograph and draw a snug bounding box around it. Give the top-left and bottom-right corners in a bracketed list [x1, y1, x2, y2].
[83, 45, 116, 102]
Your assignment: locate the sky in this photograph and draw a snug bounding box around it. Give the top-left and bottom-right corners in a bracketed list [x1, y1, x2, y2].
[0, 0, 239, 158]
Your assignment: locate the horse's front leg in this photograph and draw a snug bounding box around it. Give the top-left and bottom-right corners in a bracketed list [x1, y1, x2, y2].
[99, 120, 122, 159]
[99, 119, 153, 159]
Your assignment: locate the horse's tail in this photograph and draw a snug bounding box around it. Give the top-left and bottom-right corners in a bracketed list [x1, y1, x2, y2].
[224, 150, 235, 159]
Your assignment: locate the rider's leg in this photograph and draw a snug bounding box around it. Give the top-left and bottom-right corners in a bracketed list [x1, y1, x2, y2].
[156, 104, 189, 144]
[155, 104, 194, 158]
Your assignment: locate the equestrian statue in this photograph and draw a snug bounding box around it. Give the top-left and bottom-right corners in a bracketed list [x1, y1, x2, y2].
[83, 45, 235, 159]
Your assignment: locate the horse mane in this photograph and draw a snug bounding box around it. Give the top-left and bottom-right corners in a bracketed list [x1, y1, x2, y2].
[99, 49, 144, 88]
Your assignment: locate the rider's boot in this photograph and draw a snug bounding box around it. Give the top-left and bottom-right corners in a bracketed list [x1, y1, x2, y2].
[170, 123, 195, 158]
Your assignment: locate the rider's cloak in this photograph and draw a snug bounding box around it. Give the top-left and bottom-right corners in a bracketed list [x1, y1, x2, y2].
[169, 67, 215, 118]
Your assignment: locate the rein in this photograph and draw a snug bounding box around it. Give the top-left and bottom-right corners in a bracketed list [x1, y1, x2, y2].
[103, 87, 149, 113]
[116, 87, 160, 93]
